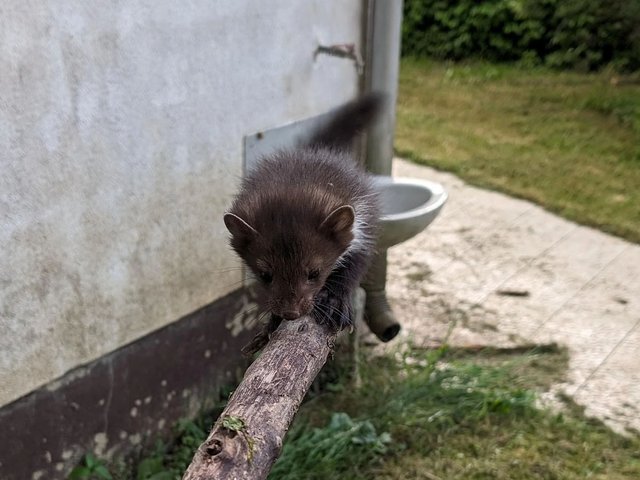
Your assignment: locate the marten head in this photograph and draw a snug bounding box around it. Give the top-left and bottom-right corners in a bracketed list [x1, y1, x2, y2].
[223, 204, 354, 320]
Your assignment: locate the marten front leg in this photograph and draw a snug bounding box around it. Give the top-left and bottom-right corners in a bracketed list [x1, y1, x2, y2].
[241, 314, 282, 356]
[314, 288, 352, 330]
[313, 250, 370, 329]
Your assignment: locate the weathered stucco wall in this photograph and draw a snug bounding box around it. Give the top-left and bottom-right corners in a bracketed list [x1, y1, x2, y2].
[0, 1, 363, 407]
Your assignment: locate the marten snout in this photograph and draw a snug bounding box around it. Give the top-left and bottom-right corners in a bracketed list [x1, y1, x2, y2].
[276, 294, 314, 321]
[281, 310, 301, 320]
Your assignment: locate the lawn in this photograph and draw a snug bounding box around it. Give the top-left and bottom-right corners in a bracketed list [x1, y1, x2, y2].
[395, 59, 640, 243]
[267, 345, 640, 480]
[107, 344, 640, 480]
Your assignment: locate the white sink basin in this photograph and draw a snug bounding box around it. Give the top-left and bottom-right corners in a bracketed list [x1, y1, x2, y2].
[372, 176, 448, 248]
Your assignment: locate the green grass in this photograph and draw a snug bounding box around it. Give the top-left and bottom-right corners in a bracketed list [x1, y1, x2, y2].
[268, 345, 640, 479]
[395, 59, 640, 243]
[91, 344, 640, 479]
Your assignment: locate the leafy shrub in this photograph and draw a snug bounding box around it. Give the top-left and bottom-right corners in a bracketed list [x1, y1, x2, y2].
[545, 0, 640, 71]
[402, 0, 640, 71]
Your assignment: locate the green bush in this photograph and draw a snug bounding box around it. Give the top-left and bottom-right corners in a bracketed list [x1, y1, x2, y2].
[402, 0, 640, 71]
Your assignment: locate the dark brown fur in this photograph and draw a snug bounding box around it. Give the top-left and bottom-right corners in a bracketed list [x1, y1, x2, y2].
[224, 94, 384, 353]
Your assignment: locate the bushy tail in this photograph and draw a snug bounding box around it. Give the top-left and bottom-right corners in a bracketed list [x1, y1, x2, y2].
[306, 92, 387, 149]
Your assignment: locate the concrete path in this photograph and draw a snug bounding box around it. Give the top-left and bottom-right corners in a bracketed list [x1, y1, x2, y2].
[384, 158, 640, 435]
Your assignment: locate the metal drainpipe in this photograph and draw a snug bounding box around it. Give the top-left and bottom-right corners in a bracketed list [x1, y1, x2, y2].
[362, 0, 404, 342]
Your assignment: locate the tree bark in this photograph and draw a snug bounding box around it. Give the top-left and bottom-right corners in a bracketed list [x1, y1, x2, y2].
[182, 315, 337, 480]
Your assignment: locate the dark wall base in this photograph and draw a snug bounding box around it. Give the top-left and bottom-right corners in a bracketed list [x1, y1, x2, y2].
[0, 288, 257, 480]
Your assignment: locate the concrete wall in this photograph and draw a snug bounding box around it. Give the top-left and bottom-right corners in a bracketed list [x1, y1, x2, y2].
[0, 1, 363, 407]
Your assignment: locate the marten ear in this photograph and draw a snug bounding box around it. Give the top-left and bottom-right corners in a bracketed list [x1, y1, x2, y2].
[224, 213, 258, 239]
[319, 205, 355, 245]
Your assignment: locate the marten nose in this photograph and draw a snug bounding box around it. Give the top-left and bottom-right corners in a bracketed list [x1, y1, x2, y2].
[281, 310, 300, 320]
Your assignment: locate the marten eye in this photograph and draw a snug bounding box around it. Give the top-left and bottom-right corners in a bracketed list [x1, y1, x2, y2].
[258, 271, 273, 284]
[307, 269, 320, 281]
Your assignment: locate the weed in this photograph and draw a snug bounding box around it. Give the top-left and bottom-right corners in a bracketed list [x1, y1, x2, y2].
[105, 413, 215, 479]
[268, 413, 391, 480]
[68, 453, 112, 480]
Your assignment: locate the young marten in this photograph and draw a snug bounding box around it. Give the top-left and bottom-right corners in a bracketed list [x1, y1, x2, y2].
[224, 93, 384, 353]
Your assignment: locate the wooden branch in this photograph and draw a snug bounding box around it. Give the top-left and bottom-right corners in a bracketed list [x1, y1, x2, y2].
[182, 315, 337, 480]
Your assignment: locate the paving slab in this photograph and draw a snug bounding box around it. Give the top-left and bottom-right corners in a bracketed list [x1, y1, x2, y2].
[485, 245, 625, 338]
[573, 321, 640, 435]
[384, 158, 640, 435]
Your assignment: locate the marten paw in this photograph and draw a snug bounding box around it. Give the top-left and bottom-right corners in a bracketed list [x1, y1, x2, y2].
[314, 291, 352, 330]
